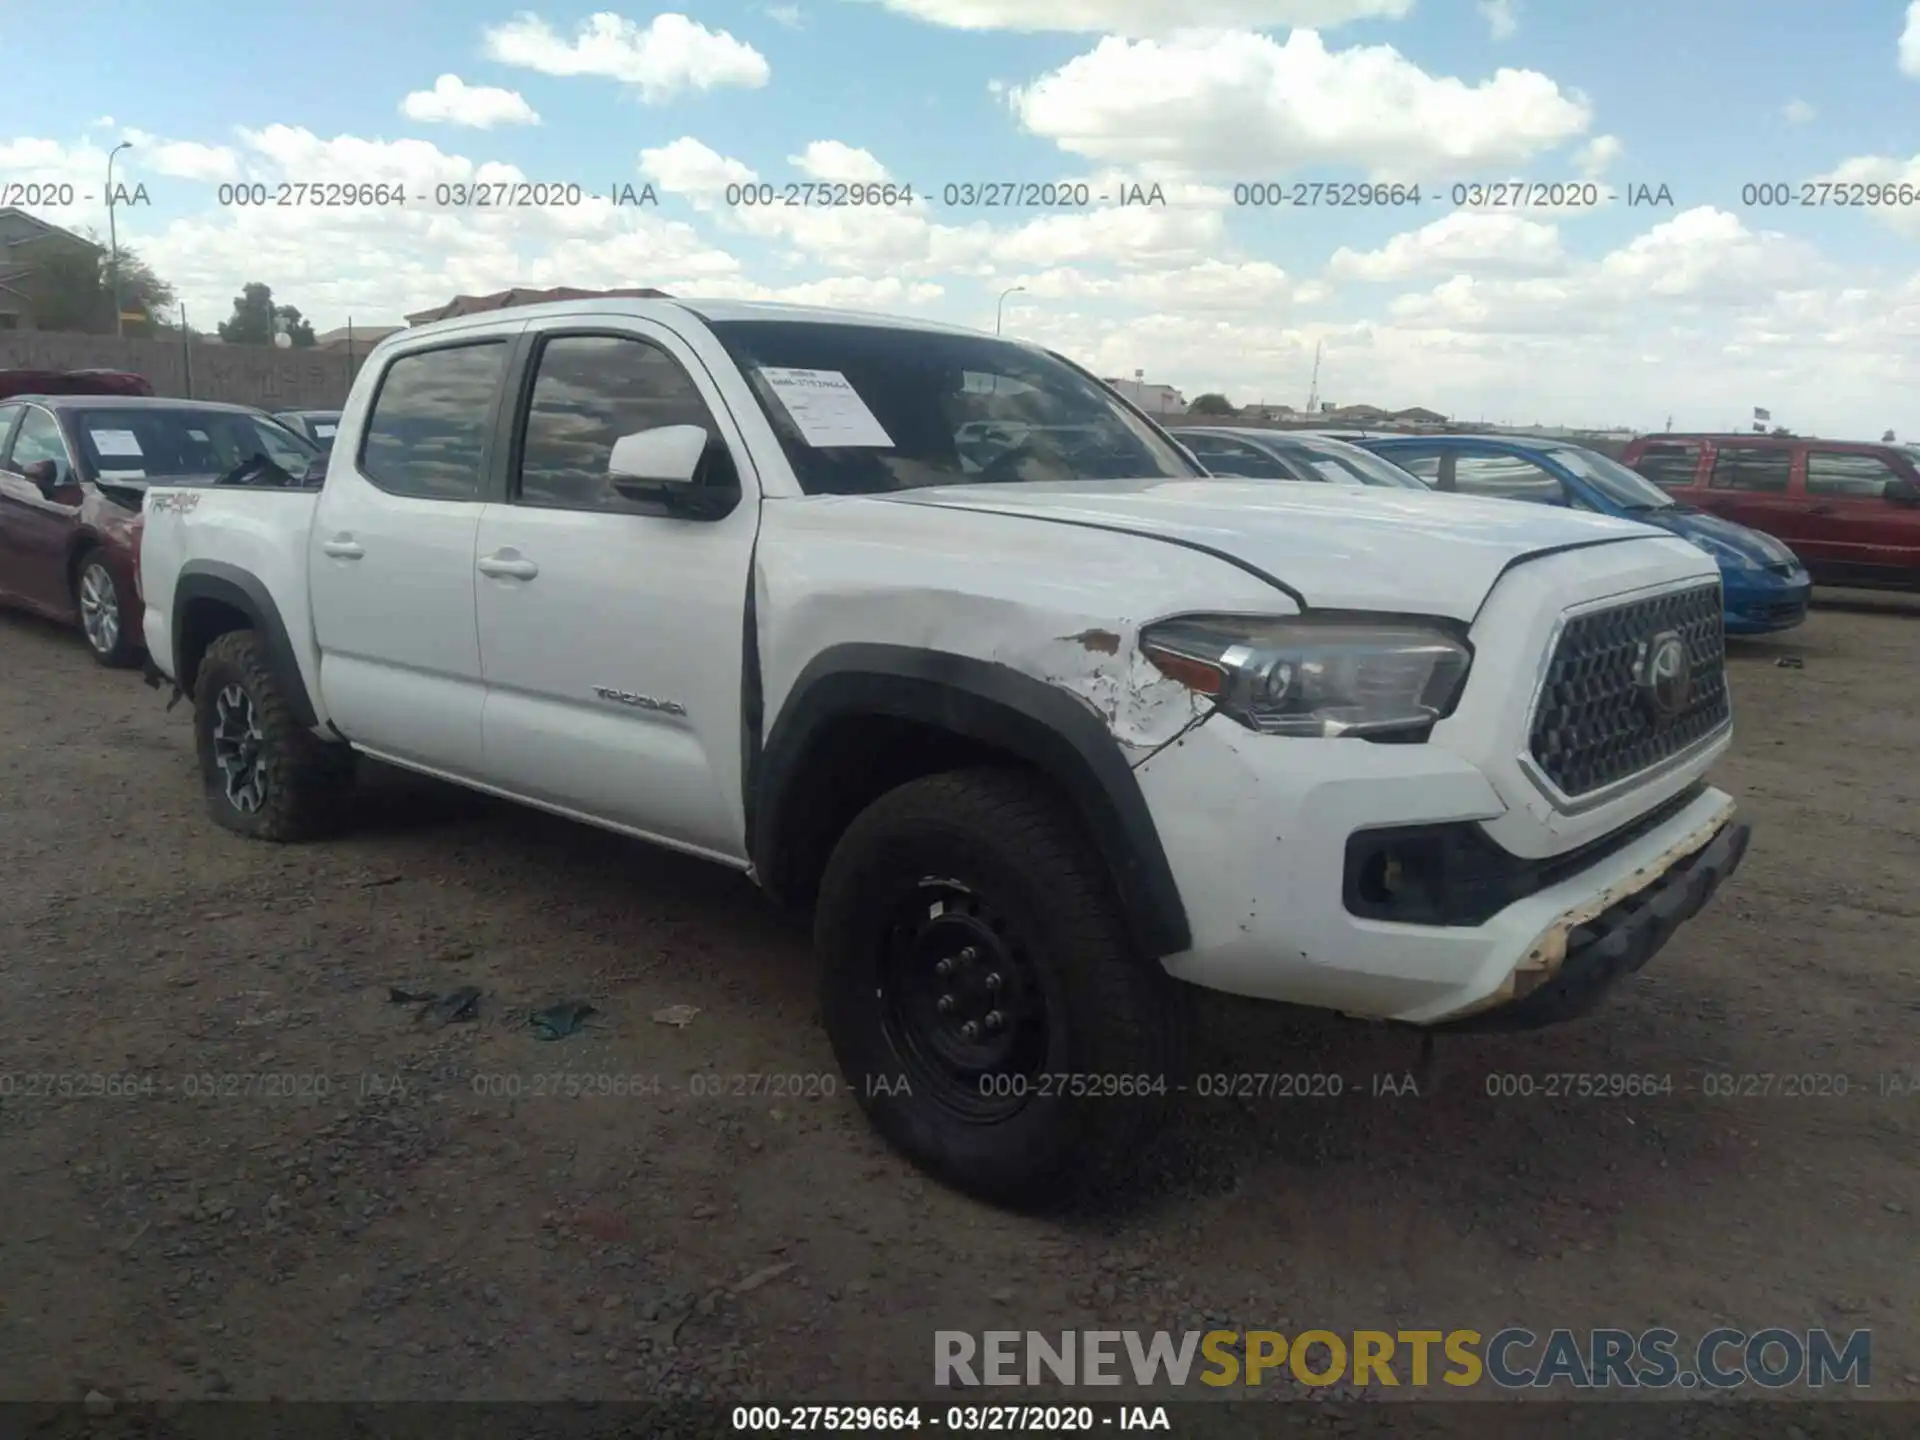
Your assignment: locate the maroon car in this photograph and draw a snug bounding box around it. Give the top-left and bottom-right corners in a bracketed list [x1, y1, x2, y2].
[0, 395, 319, 665]
[0, 368, 154, 401]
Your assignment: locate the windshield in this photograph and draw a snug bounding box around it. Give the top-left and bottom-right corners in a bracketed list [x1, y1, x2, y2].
[1285, 437, 1431, 490]
[74, 407, 318, 481]
[1548, 445, 1674, 509]
[707, 320, 1200, 495]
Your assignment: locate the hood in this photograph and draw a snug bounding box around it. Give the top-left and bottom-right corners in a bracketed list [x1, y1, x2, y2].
[882, 478, 1665, 620]
[1633, 505, 1798, 564]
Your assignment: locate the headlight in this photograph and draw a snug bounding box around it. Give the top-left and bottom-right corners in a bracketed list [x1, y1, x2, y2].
[1691, 534, 1758, 569]
[1139, 614, 1471, 738]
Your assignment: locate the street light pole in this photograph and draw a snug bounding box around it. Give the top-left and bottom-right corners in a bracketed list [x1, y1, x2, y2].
[995, 284, 1025, 336]
[106, 140, 134, 337]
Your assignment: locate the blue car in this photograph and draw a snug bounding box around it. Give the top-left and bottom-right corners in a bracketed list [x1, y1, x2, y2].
[1358, 434, 1811, 634]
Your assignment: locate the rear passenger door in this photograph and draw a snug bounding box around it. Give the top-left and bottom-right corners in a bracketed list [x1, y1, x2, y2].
[308, 332, 520, 777]
[472, 320, 761, 860]
[1441, 446, 1571, 506]
[1697, 443, 1799, 544]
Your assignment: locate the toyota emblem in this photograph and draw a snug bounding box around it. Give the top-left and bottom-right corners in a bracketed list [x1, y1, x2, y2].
[1636, 630, 1691, 722]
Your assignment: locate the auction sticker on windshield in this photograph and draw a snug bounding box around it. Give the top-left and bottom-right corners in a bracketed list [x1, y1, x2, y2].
[91, 429, 144, 456]
[758, 368, 894, 448]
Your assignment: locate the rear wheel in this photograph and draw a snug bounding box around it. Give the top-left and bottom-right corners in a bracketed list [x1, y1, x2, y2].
[816, 767, 1184, 1208]
[192, 629, 355, 841]
[75, 550, 138, 668]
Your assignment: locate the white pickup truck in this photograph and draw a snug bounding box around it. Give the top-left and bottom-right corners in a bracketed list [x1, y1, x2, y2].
[138, 298, 1751, 1204]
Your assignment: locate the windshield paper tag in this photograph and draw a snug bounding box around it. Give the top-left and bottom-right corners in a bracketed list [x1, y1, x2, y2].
[91, 429, 144, 457]
[100, 468, 147, 480]
[758, 368, 894, 448]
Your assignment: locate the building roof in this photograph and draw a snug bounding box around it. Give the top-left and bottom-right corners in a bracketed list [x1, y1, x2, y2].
[0, 206, 104, 253]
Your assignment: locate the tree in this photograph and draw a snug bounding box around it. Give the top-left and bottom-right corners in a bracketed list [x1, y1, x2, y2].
[1189, 392, 1235, 416]
[217, 282, 317, 346]
[1883, 430, 1897, 443]
[20, 230, 175, 336]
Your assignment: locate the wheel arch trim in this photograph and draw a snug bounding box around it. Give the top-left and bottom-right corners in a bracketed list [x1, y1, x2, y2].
[173, 561, 318, 729]
[751, 643, 1191, 959]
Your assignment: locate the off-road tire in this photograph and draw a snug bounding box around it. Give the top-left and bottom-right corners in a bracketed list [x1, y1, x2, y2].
[192, 629, 356, 841]
[816, 766, 1186, 1209]
[74, 548, 140, 668]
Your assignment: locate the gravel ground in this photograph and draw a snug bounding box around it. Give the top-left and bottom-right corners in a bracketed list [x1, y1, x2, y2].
[0, 595, 1914, 1410]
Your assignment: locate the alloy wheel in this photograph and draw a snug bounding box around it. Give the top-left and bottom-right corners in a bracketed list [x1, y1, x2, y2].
[79, 563, 119, 657]
[211, 684, 270, 814]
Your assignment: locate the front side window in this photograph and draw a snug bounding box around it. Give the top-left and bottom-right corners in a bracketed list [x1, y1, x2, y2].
[360, 342, 507, 500]
[1709, 446, 1791, 493]
[1452, 452, 1567, 505]
[1546, 446, 1673, 510]
[1806, 451, 1900, 498]
[9, 407, 74, 482]
[1289, 439, 1430, 489]
[515, 333, 733, 514]
[1630, 441, 1702, 490]
[708, 320, 1199, 496]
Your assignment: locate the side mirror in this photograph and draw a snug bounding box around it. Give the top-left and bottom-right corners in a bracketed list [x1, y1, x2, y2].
[609, 425, 707, 490]
[21, 458, 60, 497]
[1886, 477, 1920, 505]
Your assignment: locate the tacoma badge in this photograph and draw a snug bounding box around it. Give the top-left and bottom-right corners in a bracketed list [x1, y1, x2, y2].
[592, 685, 687, 716]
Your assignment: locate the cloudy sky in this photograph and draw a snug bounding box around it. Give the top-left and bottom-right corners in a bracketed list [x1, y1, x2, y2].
[3, 0, 1917, 435]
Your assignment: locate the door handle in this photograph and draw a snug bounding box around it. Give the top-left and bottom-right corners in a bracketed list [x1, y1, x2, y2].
[320, 537, 364, 559]
[477, 552, 539, 580]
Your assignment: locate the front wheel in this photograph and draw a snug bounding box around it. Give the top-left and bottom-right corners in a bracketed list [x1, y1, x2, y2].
[815, 767, 1184, 1208]
[192, 629, 356, 841]
[75, 550, 139, 668]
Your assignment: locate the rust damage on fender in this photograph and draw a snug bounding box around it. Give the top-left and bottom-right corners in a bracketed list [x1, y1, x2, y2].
[1061, 627, 1122, 654]
[1446, 798, 1738, 1019]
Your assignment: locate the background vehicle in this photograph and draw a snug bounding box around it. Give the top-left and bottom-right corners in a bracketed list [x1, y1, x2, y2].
[1361, 433, 1812, 635]
[273, 409, 344, 453]
[1622, 433, 1920, 592]
[0, 396, 318, 664]
[138, 298, 1748, 1206]
[0, 368, 153, 401]
[1171, 426, 1429, 488]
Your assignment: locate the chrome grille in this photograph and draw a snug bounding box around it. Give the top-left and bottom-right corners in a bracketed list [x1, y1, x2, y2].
[1526, 583, 1729, 802]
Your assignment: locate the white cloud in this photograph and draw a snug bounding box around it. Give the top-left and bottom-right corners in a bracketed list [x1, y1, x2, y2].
[1007, 31, 1591, 178]
[1902, 2, 1920, 76]
[1820, 152, 1920, 239]
[1574, 134, 1620, 180]
[90, 116, 115, 129]
[789, 140, 890, 182]
[866, 0, 1412, 33]
[1783, 99, 1816, 124]
[1326, 210, 1566, 281]
[1009, 258, 1301, 311]
[116, 131, 243, 182]
[1479, 0, 1517, 39]
[640, 136, 757, 195]
[764, 3, 805, 25]
[400, 75, 541, 128]
[483, 11, 770, 101]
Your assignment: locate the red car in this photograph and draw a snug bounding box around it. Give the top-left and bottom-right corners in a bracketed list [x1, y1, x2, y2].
[1622, 433, 1920, 591]
[0, 368, 154, 400]
[0, 395, 319, 664]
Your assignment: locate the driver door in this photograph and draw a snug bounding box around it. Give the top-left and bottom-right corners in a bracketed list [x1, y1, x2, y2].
[0, 404, 84, 618]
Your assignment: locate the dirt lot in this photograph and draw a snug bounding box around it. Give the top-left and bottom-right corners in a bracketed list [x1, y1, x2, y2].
[1, 596, 1914, 1409]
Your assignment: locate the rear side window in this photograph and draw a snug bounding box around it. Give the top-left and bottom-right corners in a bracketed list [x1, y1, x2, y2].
[359, 341, 507, 499]
[1183, 436, 1294, 480]
[1709, 447, 1790, 492]
[1806, 451, 1900, 498]
[1632, 441, 1702, 489]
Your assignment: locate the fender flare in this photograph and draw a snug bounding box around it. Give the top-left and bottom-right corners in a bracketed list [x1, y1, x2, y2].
[173, 560, 318, 728]
[751, 643, 1191, 959]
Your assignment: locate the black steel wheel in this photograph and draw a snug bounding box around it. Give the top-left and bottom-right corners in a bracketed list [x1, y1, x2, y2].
[816, 766, 1184, 1208]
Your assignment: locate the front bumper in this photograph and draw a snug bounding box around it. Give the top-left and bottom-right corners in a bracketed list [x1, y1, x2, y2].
[1723, 569, 1810, 634]
[1431, 811, 1750, 1031]
[1135, 717, 1745, 1027]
